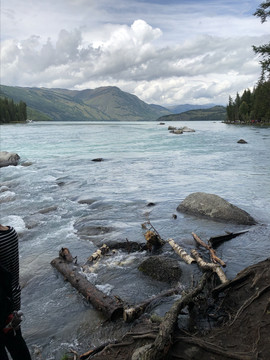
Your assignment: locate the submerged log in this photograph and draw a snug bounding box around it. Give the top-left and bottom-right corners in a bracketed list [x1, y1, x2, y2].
[51, 254, 123, 321]
[168, 238, 196, 264]
[192, 232, 226, 267]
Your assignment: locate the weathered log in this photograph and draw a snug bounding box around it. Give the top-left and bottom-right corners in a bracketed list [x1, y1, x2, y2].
[51, 256, 123, 320]
[192, 232, 226, 267]
[59, 247, 74, 262]
[123, 287, 180, 323]
[135, 273, 210, 360]
[168, 238, 196, 264]
[208, 229, 249, 248]
[191, 249, 228, 284]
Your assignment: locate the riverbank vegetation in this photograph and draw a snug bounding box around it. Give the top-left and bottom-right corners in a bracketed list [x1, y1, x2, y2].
[0, 97, 27, 123]
[226, 1, 270, 125]
[226, 82, 270, 124]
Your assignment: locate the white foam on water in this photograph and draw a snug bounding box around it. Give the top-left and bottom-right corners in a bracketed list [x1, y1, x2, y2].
[96, 283, 114, 295]
[0, 190, 16, 202]
[1, 215, 26, 234]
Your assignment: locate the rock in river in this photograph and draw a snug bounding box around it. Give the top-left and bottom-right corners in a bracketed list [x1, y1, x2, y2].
[138, 255, 182, 283]
[0, 151, 20, 167]
[177, 192, 256, 225]
[74, 216, 115, 239]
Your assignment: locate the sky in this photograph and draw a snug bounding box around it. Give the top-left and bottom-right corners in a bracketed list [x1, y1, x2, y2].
[1, 0, 269, 106]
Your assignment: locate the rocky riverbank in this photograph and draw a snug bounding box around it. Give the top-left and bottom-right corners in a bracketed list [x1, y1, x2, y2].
[50, 193, 269, 360]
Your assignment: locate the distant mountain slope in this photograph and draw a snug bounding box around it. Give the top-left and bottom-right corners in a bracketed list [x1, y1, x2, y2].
[167, 103, 217, 114]
[157, 106, 226, 122]
[0, 85, 171, 121]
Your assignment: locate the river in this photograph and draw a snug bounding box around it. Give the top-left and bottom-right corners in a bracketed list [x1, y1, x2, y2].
[1, 120, 269, 359]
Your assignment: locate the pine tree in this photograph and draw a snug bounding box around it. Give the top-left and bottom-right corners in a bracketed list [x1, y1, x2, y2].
[253, 1, 270, 80]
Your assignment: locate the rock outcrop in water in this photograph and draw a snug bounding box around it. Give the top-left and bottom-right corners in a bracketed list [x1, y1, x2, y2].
[0, 151, 20, 167]
[138, 255, 182, 283]
[168, 126, 196, 134]
[177, 192, 257, 225]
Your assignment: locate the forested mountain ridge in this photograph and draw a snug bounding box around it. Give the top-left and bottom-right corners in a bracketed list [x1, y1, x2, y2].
[0, 85, 171, 121]
[157, 105, 226, 122]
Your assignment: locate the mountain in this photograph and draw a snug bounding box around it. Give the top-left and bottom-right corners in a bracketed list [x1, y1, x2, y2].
[157, 105, 227, 122]
[0, 85, 171, 122]
[167, 103, 218, 114]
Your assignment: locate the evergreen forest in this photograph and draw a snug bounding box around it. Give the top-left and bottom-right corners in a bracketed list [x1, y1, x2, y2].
[226, 1, 270, 124]
[0, 97, 27, 123]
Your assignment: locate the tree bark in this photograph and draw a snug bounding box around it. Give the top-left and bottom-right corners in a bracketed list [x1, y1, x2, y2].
[51, 256, 123, 320]
[168, 238, 195, 264]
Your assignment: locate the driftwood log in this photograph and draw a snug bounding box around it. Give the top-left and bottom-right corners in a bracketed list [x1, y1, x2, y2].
[191, 249, 228, 284]
[168, 238, 196, 264]
[51, 253, 123, 321]
[192, 232, 226, 267]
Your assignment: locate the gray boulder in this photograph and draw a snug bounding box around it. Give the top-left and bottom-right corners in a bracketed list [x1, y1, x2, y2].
[138, 255, 182, 283]
[170, 129, 183, 134]
[177, 192, 256, 225]
[0, 151, 20, 167]
[181, 126, 195, 132]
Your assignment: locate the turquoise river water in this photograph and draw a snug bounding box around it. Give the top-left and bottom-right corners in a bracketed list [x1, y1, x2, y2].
[0, 120, 270, 359]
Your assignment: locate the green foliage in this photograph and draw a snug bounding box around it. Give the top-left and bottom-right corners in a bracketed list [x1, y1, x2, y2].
[253, 1, 270, 81]
[226, 2, 270, 124]
[0, 97, 27, 123]
[226, 82, 270, 123]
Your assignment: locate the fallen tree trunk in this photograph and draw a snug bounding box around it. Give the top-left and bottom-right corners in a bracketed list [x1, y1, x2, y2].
[190, 249, 228, 284]
[134, 273, 210, 360]
[123, 287, 180, 323]
[51, 255, 123, 321]
[192, 232, 226, 267]
[168, 238, 196, 264]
